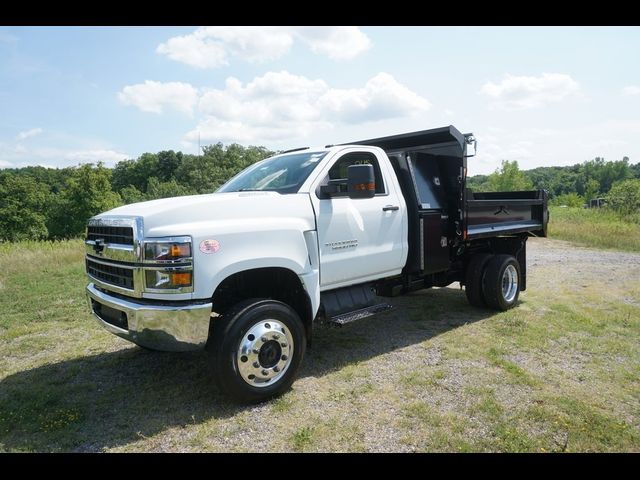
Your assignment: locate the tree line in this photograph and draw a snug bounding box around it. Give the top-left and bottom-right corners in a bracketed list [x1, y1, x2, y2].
[0, 143, 273, 242]
[1, 144, 639, 242]
[468, 158, 640, 213]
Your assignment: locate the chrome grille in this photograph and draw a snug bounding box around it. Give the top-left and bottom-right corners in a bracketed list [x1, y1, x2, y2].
[86, 258, 134, 290]
[87, 225, 134, 245]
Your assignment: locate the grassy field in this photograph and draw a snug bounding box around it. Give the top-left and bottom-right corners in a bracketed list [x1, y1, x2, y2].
[549, 206, 640, 252]
[0, 234, 639, 451]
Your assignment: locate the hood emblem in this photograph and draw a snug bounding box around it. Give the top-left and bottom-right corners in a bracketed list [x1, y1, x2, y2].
[93, 238, 105, 255]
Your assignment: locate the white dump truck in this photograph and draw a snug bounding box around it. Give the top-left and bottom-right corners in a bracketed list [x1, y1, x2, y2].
[86, 125, 548, 402]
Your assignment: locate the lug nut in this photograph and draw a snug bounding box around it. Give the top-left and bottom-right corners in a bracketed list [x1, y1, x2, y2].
[252, 349, 260, 354]
[253, 362, 260, 368]
[281, 342, 287, 348]
[281, 355, 288, 361]
[262, 369, 269, 376]
[273, 366, 280, 373]
[272, 334, 280, 340]
[261, 337, 268, 343]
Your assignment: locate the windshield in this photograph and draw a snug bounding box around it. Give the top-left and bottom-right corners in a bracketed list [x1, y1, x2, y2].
[217, 150, 328, 194]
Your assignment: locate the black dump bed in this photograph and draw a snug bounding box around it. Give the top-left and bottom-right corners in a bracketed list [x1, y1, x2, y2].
[348, 125, 548, 274]
[466, 190, 548, 239]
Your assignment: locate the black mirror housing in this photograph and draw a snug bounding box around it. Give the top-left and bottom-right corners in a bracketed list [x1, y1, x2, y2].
[347, 164, 375, 199]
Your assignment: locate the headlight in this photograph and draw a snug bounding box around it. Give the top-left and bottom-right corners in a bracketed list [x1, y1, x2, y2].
[145, 269, 192, 289]
[143, 237, 193, 293]
[144, 239, 192, 262]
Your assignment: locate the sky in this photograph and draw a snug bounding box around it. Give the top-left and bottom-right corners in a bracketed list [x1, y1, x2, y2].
[0, 26, 639, 175]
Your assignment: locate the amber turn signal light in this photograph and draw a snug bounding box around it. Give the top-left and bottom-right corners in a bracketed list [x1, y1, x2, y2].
[171, 272, 192, 286]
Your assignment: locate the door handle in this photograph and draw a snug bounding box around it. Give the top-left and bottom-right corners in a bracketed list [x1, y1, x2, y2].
[383, 205, 399, 211]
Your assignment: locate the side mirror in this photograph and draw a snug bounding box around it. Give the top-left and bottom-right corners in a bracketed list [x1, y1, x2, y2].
[347, 164, 375, 199]
[320, 179, 346, 196]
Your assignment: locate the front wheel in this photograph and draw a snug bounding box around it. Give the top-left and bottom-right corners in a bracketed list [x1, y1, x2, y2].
[207, 298, 306, 403]
[482, 255, 521, 311]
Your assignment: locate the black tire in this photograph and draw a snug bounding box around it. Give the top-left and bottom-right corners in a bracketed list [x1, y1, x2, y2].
[207, 298, 306, 403]
[482, 254, 521, 311]
[464, 253, 493, 307]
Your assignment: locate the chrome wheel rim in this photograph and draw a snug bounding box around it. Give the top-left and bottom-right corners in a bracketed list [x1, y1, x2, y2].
[501, 264, 518, 303]
[237, 319, 294, 388]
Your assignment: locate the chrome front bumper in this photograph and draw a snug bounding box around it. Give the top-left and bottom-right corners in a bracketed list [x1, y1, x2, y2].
[86, 283, 212, 352]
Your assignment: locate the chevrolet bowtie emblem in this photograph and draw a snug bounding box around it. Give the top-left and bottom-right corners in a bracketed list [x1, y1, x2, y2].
[93, 238, 105, 255]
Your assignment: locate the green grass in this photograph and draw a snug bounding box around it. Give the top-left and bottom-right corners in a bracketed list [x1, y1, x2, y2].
[549, 206, 640, 251]
[0, 238, 639, 452]
[291, 426, 315, 452]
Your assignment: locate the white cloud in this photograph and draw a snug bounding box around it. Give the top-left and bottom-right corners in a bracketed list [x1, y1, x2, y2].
[156, 29, 230, 69]
[16, 127, 43, 140]
[63, 149, 129, 166]
[622, 85, 640, 96]
[156, 26, 371, 69]
[296, 26, 371, 60]
[118, 80, 198, 114]
[0, 141, 129, 169]
[318, 72, 431, 122]
[480, 73, 581, 109]
[474, 133, 535, 172]
[183, 71, 430, 144]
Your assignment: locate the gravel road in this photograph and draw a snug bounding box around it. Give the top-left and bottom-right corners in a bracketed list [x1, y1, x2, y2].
[527, 237, 640, 292]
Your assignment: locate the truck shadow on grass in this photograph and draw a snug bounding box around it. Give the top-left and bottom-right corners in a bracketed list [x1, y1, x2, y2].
[0, 287, 493, 452]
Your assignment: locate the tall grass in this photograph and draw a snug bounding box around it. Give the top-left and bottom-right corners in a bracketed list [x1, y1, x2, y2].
[549, 207, 640, 252]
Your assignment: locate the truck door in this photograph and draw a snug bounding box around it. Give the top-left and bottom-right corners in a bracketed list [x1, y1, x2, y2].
[311, 149, 406, 288]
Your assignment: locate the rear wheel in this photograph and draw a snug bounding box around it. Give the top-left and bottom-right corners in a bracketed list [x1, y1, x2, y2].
[207, 298, 306, 403]
[464, 253, 492, 307]
[482, 254, 521, 311]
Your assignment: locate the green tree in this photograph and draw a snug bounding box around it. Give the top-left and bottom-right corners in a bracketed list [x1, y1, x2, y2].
[176, 143, 272, 193]
[488, 160, 534, 191]
[583, 178, 600, 202]
[175, 152, 220, 193]
[111, 153, 159, 193]
[606, 178, 640, 215]
[47, 163, 121, 238]
[120, 185, 147, 205]
[157, 150, 183, 181]
[581, 157, 631, 194]
[0, 172, 50, 241]
[550, 192, 584, 207]
[145, 177, 195, 200]
[466, 174, 491, 192]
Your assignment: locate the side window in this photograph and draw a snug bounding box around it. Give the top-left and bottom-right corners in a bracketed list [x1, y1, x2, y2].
[323, 152, 386, 195]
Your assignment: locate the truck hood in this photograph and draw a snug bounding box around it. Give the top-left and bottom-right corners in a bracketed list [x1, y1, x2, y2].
[97, 191, 316, 236]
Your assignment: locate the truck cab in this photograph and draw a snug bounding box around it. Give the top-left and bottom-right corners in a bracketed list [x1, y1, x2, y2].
[86, 125, 548, 402]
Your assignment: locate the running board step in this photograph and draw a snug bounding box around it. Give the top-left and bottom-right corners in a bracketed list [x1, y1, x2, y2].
[329, 303, 393, 325]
